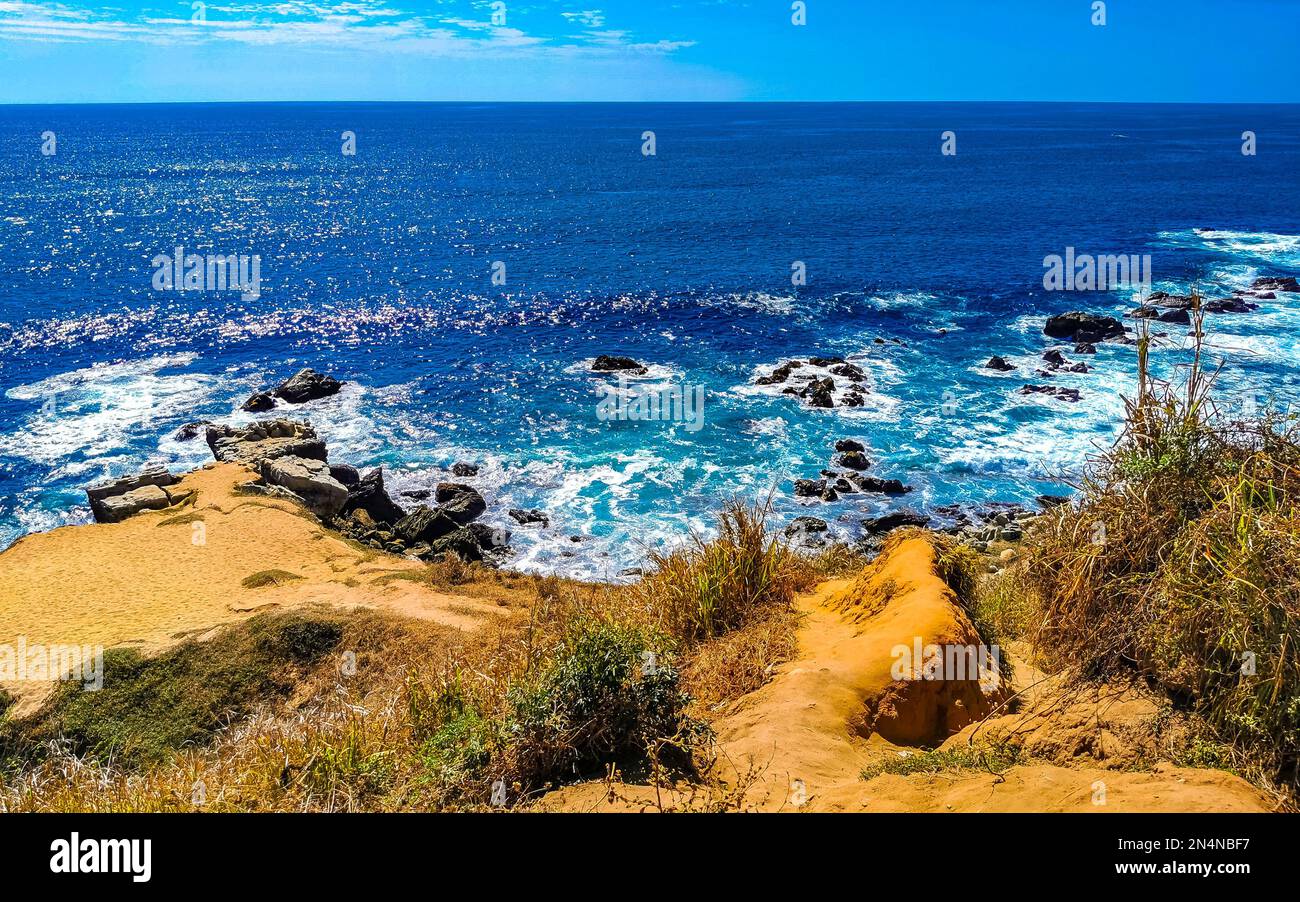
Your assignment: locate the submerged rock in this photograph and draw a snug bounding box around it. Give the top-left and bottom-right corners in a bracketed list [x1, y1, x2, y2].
[508, 508, 549, 527]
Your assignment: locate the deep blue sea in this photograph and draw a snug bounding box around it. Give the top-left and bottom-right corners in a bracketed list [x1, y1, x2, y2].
[1, 102, 1298, 578]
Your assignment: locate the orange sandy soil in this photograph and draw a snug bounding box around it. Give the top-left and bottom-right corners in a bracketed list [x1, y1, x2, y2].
[541, 537, 1272, 813]
[0, 462, 505, 711]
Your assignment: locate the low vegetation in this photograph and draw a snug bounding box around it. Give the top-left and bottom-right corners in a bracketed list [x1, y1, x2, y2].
[994, 308, 1300, 792]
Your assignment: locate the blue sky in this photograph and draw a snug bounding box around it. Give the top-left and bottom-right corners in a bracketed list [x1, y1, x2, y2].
[0, 0, 1296, 103]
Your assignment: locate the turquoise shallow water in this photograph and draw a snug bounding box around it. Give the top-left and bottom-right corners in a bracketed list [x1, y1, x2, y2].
[1, 102, 1299, 578]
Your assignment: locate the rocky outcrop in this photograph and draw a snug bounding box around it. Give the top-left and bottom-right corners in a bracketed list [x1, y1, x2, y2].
[259, 456, 348, 518]
[206, 419, 326, 466]
[240, 368, 344, 412]
[274, 368, 344, 404]
[837, 450, 871, 471]
[85, 466, 193, 523]
[435, 483, 487, 525]
[862, 510, 931, 535]
[340, 468, 406, 525]
[1251, 275, 1299, 293]
[985, 355, 1015, 371]
[1043, 311, 1125, 343]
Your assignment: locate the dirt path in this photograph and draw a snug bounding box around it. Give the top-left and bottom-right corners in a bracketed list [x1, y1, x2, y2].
[545, 536, 1272, 813]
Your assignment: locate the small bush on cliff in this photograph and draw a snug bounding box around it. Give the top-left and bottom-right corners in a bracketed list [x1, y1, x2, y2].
[1022, 308, 1300, 784]
[407, 620, 707, 804]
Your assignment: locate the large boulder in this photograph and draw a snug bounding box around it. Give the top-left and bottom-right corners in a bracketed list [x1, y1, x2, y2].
[424, 523, 509, 563]
[259, 455, 348, 518]
[862, 510, 931, 535]
[86, 467, 185, 523]
[273, 368, 344, 404]
[1043, 311, 1125, 343]
[434, 483, 487, 525]
[206, 419, 326, 467]
[340, 468, 406, 525]
[394, 506, 460, 546]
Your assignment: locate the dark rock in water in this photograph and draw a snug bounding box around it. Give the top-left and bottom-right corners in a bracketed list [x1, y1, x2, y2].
[1157, 308, 1191, 324]
[451, 462, 479, 477]
[1250, 291, 1277, 300]
[985, 356, 1015, 371]
[1036, 493, 1072, 508]
[821, 486, 839, 502]
[805, 377, 835, 408]
[755, 360, 804, 385]
[1251, 276, 1299, 293]
[833, 477, 855, 493]
[784, 516, 828, 538]
[853, 476, 913, 495]
[1073, 343, 1097, 355]
[330, 464, 361, 487]
[259, 455, 348, 518]
[835, 439, 866, 453]
[862, 510, 930, 535]
[435, 483, 487, 525]
[829, 362, 865, 380]
[1128, 306, 1159, 319]
[592, 355, 647, 375]
[1043, 311, 1125, 343]
[341, 468, 406, 525]
[206, 419, 326, 466]
[838, 450, 871, 471]
[1020, 385, 1081, 403]
[1065, 362, 1090, 373]
[395, 506, 460, 546]
[242, 391, 276, 412]
[1042, 349, 1068, 368]
[401, 489, 432, 501]
[274, 368, 344, 404]
[794, 478, 826, 498]
[841, 391, 866, 407]
[1204, 297, 1257, 314]
[1148, 292, 1195, 310]
[86, 466, 183, 523]
[508, 508, 549, 527]
[808, 356, 845, 367]
[173, 421, 211, 441]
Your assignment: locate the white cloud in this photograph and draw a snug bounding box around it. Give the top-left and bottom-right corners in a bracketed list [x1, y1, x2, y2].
[0, 0, 689, 57]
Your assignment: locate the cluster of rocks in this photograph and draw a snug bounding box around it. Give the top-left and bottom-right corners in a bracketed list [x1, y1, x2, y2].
[792, 439, 915, 504]
[86, 466, 195, 523]
[242, 368, 344, 413]
[333, 475, 509, 563]
[754, 357, 869, 409]
[984, 311, 1127, 405]
[180, 416, 513, 564]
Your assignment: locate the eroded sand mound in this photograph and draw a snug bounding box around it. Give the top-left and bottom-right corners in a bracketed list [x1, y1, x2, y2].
[543, 534, 1271, 812]
[0, 463, 505, 708]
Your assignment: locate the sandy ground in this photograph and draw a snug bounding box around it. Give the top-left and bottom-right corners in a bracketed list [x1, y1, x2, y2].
[542, 536, 1273, 813]
[0, 463, 506, 709]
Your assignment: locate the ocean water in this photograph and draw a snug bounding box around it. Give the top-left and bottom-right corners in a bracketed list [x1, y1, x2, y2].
[1, 102, 1298, 579]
